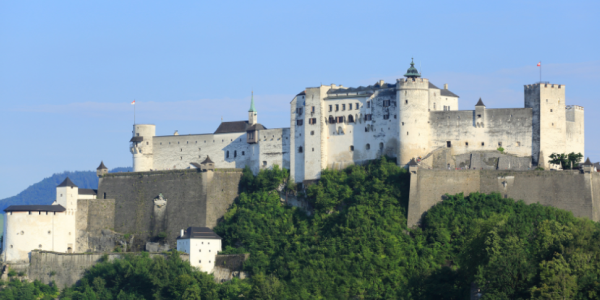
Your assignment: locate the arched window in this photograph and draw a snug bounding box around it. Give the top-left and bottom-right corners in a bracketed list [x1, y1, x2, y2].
[299, 146, 303, 153]
[338, 127, 344, 134]
[379, 142, 383, 149]
[348, 115, 354, 123]
[234, 150, 237, 158]
[366, 144, 371, 150]
[329, 115, 335, 123]
[226, 151, 229, 158]
[367, 101, 371, 108]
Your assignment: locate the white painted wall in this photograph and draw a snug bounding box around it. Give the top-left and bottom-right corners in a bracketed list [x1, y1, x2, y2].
[177, 238, 222, 273]
[2, 211, 75, 262]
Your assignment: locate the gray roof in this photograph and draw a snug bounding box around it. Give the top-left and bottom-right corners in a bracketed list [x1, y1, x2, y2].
[327, 82, 396, 95]
[247, 123, 266, 131]
[201, 155, 214, 164]
[594, 162, 600, 169]
[429, 82, 459, 97]
[440, 89, 459, 97]
[408, 158, 418, 166]
[130, 136, 143, 142]
[79, 189, 97, 195]
[582, 158, 594, 166]
[177, 227, 221, 240]
[97, 161, 107, 170]
[58, 177, 77, 188]
[190, 162, 202, 169]
[4, 205, 66, 213]
[297, 90, 306, 96]
[214, 121, 250, 134]
[475, 98, 486, 107]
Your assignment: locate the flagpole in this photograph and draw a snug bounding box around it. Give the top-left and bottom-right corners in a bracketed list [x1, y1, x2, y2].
[540, 61, 541, 82]
[134, 100, 136, 125]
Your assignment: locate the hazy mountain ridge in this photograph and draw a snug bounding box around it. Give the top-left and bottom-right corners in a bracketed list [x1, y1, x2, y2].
[0, 167, 131, 213]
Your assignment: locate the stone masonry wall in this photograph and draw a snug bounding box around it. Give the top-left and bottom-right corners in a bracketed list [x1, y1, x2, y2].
[27, 250, 188, 289]
[97, 169, 242, 250]
[407, 169, 599, 227]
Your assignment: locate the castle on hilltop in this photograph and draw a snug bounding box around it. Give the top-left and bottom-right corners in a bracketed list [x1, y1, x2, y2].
[130, 59, 584, 183]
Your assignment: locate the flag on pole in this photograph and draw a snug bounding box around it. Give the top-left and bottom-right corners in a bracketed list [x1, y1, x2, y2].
[537, 62, 541, 67]
[131, 100, 136, 105]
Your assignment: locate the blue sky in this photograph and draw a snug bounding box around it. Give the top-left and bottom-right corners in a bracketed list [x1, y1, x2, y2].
[1, 0, 598, 199]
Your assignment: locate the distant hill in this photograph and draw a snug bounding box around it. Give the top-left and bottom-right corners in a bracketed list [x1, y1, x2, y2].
[0, 167, 132, 213]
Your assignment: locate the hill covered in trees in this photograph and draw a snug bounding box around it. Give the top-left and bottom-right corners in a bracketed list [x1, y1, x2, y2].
[0, 167, 131, 213]
[3, 158, 600, 299]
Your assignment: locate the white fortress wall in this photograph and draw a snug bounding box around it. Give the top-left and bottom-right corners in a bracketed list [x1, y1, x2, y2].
[132, 124, 156, 172]
[3, 212, 75, 262]
[152, 132, 254, 170]
[566, 105, 585, 157]
[429, 108, 533, 158]
[397, 78, 431, 165]
[290, 95, 303, 183]
[257, 128, 290, 171]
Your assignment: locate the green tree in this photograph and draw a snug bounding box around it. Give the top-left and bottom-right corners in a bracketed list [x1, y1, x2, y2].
[549, 152, 583, 169]
[530, 253, 577, 300]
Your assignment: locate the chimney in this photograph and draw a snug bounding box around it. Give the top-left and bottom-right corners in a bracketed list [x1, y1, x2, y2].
[444, 83, 448, 90]
[180, 229, 184, 237]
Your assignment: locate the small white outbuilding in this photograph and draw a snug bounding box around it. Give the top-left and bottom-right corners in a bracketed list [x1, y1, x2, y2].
[176, 227, 222, 273]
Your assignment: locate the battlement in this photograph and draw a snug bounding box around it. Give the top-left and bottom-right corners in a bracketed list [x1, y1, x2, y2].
[397, 77, 429, 88]
[566, 105, 584, 111]
[524, 83, 564, 89]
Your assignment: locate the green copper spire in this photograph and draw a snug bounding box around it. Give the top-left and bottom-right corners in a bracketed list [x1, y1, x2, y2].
[403, 58, 421, 78]
[248, 91, 257, 112]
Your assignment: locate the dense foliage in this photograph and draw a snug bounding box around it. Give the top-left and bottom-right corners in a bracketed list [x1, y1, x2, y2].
[549, 152, 583, 169]
[8, 158, 600, 299]
[0, 277, 59, 300]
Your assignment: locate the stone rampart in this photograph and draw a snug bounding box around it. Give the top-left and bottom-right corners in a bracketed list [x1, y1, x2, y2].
[97, 169, 242, 250]
[407, 169, 600, 227]
[27, 250, 188, 289]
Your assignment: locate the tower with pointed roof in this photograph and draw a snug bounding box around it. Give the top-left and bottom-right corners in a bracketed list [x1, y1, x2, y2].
[96, 161, 108, 177]
[248, 91, 257, 125]
[396, 58, 431, 165]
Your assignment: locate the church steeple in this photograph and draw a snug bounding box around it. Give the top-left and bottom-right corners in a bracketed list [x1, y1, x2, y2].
[248, 91, 257, 125]
[249, 91, 257, 112]
[404, 58, 421, 78]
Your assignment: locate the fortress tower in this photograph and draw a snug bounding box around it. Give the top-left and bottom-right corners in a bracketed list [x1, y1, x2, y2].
[397, 59, 431, 165]
[524, 83, 567, 167]
[131, 124, 155, 172]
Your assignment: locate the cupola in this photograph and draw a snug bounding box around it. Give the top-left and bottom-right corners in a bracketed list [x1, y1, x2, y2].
[403, 58, 421, 78]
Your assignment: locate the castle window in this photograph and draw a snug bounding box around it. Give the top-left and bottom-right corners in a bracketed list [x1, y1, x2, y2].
[349, 104, 352, 111]
[187, 141, 188, 144]
[365, 127, 368, 132]
[367, 101, 370, 108]
[311, 131, 314, 135]
[147, 142, 149, 145]
[103, 193, 107, 199]
[405, 100, 408, 104]
[160, 143, 162, 145]
[297, 120, 303, 126]
[297, 107, 303, 115]
[181, 148, 182, 152]
[407, 132, 409, 135]
[477, 114, 481, 118]
[366, 144, 371, 150]
[342, 104, 346, 110]
[312, 148, 314, 152]
[329, 115, 335, 123]
[48, 231, 51, 234]
[447, 141, 452, 148]
[355, 103, 359, 109]
[379, 142, 383, 150]
[550, 109, 553, 112]
[515, 142, 521, 147]
[335, 104, 339, 111]
[337, 126, 344, 134]
[348, 115, 354, 123]
[136, 133, 139, 137]
[336, 116, 344, 123]
[402, 122, 404, 126]
[364, 114, 372, 121]
[263, 161, 267, 166]
[383, 100, 390, 107]
[311, 106, 315, 113]
[350, 146, 354, 151]
[39, 244, 42, 248]
[242, 151, 245, 155]
[433, 103, 436, 110]
[383, 114, 389, 120]
[226, 151, 229, 158]
[298, 147, 303, 153]
[234, 151, 237, 158]
[309, 118, 317, 124]
[481, 142, 485, 146]
[465, 142, 469, 147]
[498, 142, 502, 147]
[329, 105, 332, 112]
